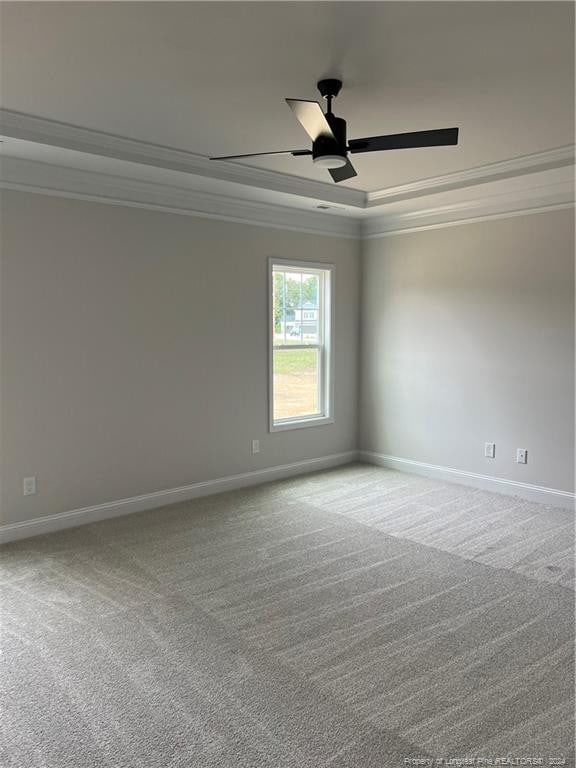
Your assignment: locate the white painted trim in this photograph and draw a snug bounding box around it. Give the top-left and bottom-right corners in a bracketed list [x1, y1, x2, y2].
[366, 144, 575, 207]
[3, 110, 573, 219]
[270, 416, 335, 433]
[360, 451, 575, 510]
[0, 157, 360, 239]
[0, 109, 575, 208]
[2, 156, 571, 241]
[0, 108, 364, 209]
[0, 451, 358, 544]
[362, 182, 575, 238]
[362, 201, 575, 239]
[1, 114, 573, 237]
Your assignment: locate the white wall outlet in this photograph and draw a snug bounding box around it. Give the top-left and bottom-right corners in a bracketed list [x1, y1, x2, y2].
[23, 476, 36, 496]
[252, 439, 260, 455]
[516, 448, 528, 464]
[484, 442, 496, 459]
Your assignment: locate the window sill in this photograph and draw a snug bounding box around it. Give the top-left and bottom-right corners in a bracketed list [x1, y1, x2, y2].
[270, 415, 334, 433]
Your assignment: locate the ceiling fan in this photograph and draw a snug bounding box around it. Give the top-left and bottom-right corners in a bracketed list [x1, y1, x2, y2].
[210, 79, 459, 183]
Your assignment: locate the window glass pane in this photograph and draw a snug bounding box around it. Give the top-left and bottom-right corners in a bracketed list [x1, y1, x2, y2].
[300, 309, 319, 344]
[285, 272, 301, 309]
[272, 271, 285, 344]
[302, 273, 319, 308]
[274, 270, 321, 345]
[284, 272, 302, 343]
[300, 273, 319, 343]
[273, 347, 319, 420]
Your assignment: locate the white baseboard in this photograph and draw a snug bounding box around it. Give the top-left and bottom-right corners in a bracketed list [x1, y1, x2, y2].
[360, 451, 575, 510]
[4, 448, 571, 544]
[0, 451, 358, 544]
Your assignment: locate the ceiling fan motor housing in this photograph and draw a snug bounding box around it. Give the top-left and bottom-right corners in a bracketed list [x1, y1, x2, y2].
[313, 115, 347, 162]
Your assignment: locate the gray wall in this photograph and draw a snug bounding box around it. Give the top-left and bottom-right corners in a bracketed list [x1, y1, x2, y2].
[0, 191, 361, 524]
[2, 191, 574, 528]
[360, 209, 575, 493]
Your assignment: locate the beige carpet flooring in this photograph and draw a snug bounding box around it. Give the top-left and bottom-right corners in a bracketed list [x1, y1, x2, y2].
[1, 463, 574, 767]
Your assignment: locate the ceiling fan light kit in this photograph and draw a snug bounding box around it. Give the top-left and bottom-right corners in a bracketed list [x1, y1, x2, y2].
[313, 155, 347, 169]
[211, 79, 459, 184]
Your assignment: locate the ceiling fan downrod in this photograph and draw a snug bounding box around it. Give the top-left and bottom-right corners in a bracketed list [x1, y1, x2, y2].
[317, 78, 342, 116]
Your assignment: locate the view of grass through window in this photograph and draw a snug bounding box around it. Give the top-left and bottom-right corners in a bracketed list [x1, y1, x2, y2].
[273, 348, 319, 420]
[272, 267, 323, 421]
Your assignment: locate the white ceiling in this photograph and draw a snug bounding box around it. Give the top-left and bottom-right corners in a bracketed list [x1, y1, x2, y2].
[1, 2, 574, 192]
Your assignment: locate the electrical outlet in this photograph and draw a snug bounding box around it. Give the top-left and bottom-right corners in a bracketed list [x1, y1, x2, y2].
[23, 476, 36, 496]
[484, 442, 496, 459]
[516, 448, 528, 464]
[252, 439, 260, 455]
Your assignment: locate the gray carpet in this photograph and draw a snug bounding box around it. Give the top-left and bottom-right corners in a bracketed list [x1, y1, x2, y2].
[1, 464, 574, 767]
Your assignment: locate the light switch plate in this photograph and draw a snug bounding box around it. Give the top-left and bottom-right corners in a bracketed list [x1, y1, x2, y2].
[23, 476, 36, 496]
[484, 442, 496, 459]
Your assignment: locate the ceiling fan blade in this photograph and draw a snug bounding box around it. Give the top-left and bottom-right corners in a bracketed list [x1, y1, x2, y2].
[348, 127, 459, 154]
[328, 158, 357, 183]
[211, 149, 311, 160]
[286, 99, 336, 142]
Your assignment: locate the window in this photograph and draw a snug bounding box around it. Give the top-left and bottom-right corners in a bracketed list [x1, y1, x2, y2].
[269, 259, 334, 431]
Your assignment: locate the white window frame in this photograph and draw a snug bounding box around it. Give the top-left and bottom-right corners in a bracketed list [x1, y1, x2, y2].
[268, 258, 335, 432]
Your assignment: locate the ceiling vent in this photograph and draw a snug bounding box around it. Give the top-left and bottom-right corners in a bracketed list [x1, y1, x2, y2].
[316, 203, 346, 211]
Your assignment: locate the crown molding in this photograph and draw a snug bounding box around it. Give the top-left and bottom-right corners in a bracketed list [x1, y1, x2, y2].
[0, 156, 360, 239]
[362, 179, 574, 238]
[2, 156, 571, 241]
[0, 108, 365, 209]
[1, 109, 574, 239]
[366, 144, 575, 208]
